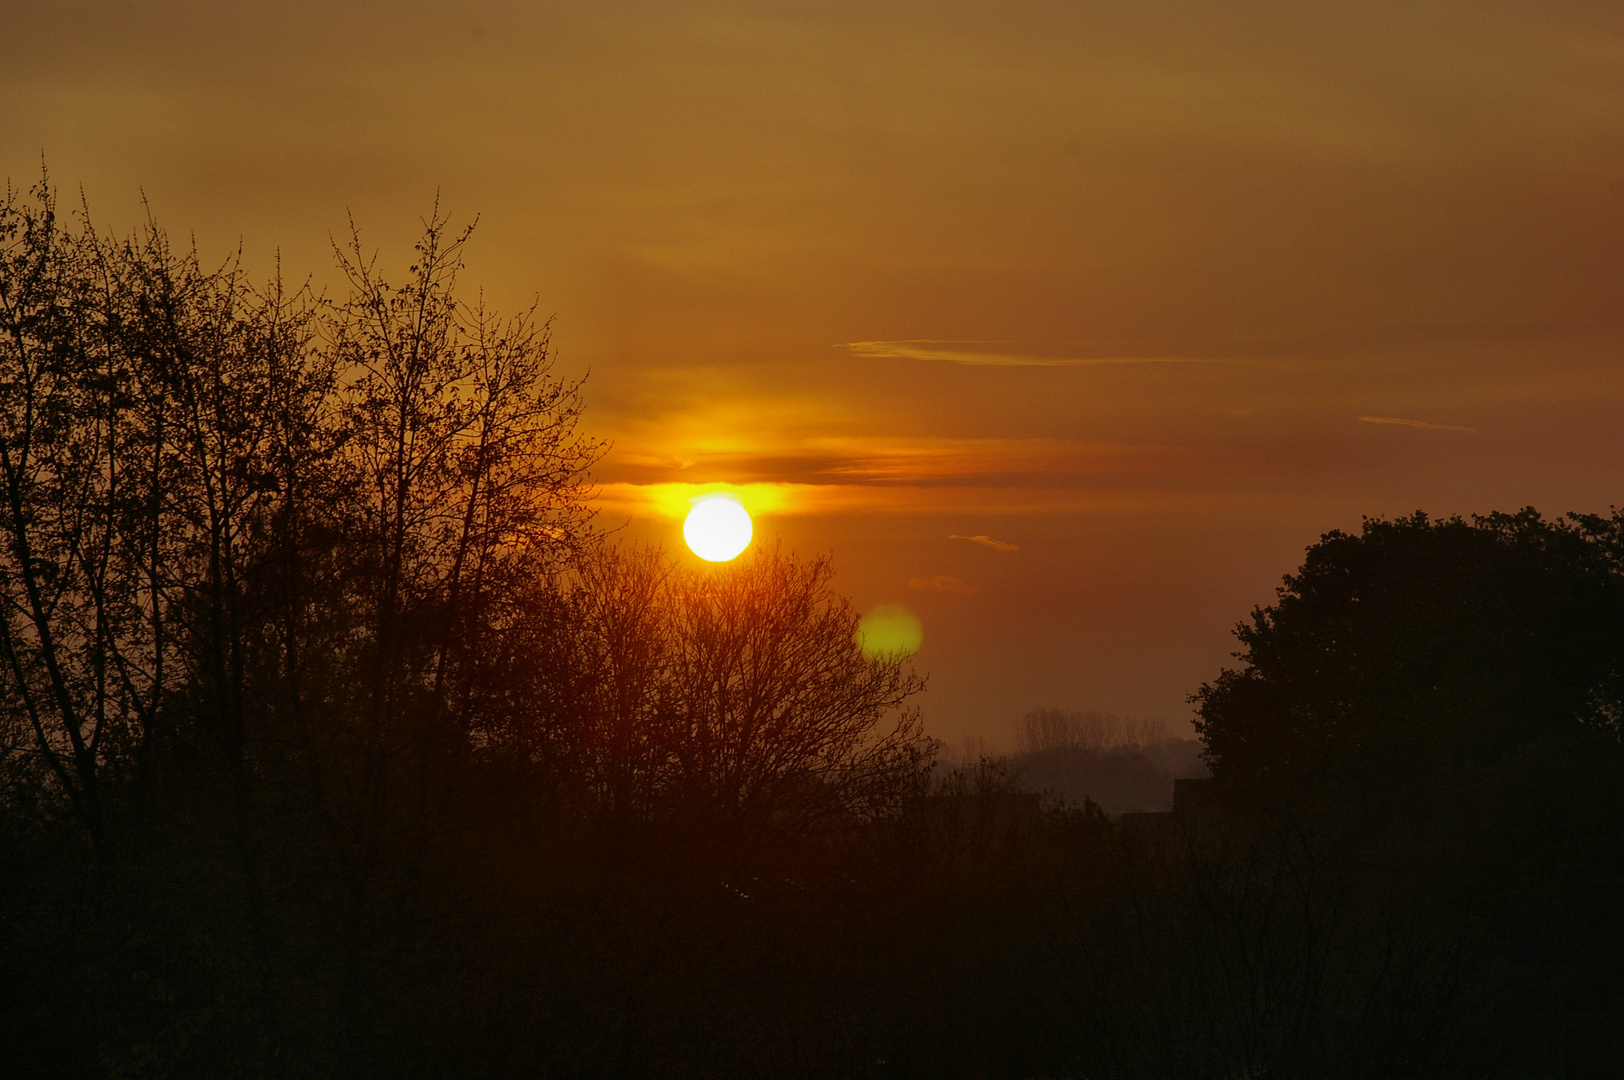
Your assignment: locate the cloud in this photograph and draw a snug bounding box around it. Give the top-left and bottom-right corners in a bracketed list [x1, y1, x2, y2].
[909, 574, 978, 595]
[591, 480, 1205, 522]
[950, 534, 1018, 551]
[595, 436, 1186, 490]
[1358, 415, 1479, 433]
[842, 340, 1216, 368]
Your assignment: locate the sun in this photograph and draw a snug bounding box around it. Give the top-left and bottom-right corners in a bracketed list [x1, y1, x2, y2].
[684, 496, 753, 562]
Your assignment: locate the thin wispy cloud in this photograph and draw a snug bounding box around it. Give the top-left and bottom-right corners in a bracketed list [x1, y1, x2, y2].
[842, 340, 1217, 368]
[909, 574, 978, 595]
[1358, 416, 1479, 433]
[950, 534, 1018, 552]
[597, 436, 1183, 489]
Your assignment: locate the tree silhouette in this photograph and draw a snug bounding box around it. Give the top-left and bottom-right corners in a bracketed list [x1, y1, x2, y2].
[549, 543, 928, 844]
[1194, 509, 1624, 811]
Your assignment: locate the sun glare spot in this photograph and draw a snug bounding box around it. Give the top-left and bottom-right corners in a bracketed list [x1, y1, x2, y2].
[857, 605, 923, 660]
[684, 496, 753, 562]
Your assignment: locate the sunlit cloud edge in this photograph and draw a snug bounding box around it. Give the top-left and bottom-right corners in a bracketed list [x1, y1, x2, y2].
[1358, 415, 1479, 433]
[842, 340, 1223, 368]
[592, 481, 1250, 521]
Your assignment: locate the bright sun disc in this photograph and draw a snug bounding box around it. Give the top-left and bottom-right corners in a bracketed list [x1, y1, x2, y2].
[684, 496, 753, 562]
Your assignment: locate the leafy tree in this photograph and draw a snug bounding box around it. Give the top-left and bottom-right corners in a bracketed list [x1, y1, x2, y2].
[1191, 510, 1624, 1076]
[1194, 509, 1624, 810]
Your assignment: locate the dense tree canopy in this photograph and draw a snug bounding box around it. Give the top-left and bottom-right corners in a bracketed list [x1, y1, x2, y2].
[1194, 510, 1624, 807]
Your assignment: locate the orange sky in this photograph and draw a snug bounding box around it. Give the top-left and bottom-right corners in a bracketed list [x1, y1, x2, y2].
[7, 1, 1623, 743]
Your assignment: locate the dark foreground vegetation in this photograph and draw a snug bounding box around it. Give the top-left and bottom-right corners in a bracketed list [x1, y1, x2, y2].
[2, 180, 1620, 1078]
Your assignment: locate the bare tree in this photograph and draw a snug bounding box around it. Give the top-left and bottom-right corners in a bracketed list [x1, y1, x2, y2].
[0, 179, 165, 865]
[326, 208, 601, 812]
[549, 543, 930, 844]
[663, 546, 927, 834]
[1018, 707, 1169, 754]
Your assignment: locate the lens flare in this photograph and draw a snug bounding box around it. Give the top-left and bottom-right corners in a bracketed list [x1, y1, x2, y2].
[856, 605, 923, 659]
[683, 496, 753, 561]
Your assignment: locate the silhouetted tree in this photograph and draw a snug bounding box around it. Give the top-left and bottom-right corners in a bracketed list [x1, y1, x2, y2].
[1194, 509, 1624, 811]
[1191, 509, 1624, 1077]
[547, 543, 928, 847]
[0, 178, 609, 1076]
[0, 178, 145, 866]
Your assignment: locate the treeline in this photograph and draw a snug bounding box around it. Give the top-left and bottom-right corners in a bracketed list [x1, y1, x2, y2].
[2, 180, 1621, 1078]
[1007, 706, 1206, 813]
